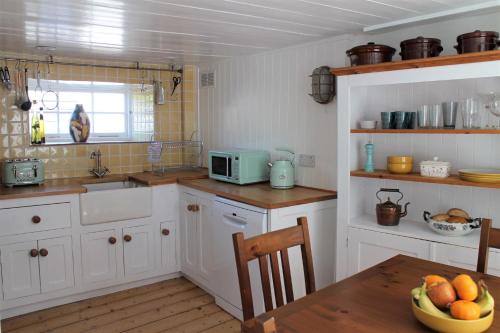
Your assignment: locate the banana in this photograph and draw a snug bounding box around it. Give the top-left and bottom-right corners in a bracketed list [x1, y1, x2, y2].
[418, 283, 453, 319]
[476, 280, 495, 317]
[411, 287, 421, 300]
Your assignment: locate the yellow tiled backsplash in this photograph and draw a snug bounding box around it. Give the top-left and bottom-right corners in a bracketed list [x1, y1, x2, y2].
[0, 54, 198, 180]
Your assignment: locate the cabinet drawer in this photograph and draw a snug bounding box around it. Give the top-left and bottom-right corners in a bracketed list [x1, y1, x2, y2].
[0, 203, 72, 236]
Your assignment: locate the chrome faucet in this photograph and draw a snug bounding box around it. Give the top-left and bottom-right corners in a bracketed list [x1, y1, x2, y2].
[89, 149, 110, 178]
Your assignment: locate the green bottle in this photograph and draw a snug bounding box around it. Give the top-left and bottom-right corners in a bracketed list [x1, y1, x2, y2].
[31, 109, 40, 144]
[39, 107, 45, 144]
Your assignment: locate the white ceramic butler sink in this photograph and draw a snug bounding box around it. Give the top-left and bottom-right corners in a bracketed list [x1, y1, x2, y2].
[80, 181, 152, 225]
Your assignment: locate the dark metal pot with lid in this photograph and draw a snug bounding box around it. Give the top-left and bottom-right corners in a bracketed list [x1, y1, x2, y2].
[376, 188, 410, 226]
[400, 36, 443, 60]
[455, 30, 500, 54]
[346, 42, 396, 66]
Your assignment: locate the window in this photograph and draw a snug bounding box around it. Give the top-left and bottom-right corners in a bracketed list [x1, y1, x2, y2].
[28, 79, 154, 143]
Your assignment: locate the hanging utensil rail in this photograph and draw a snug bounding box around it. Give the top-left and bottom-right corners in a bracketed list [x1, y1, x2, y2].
[1, 57, 182, 73]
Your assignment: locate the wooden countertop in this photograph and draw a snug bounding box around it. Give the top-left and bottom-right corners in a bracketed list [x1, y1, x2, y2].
[0, 168, 208, 201]
[178, 178, 337, 209]
[243, 255, 500, 332]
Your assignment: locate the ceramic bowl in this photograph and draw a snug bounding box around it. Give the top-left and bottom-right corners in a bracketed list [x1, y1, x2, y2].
[359, 120, 377, 129]
[412, 298, 493, 333]
[423, 211, 482, 237]
[387, 156, 413, 164]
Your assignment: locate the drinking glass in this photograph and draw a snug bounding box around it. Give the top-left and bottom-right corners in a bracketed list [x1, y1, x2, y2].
[461, 97, 482, 129]
[417, 105, 430, 128]
[429, 104, 442, 128]
[442, 101, 458, 129]
[484, 92, 500, 128]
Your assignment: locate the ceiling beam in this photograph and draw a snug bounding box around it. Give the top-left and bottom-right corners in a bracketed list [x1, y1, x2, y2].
[363, 0, 500, 32]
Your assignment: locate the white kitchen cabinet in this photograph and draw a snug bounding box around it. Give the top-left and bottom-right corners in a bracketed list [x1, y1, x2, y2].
[1, 236, 74, 300]
[179, 190, 215, 289]
[123, 225, 155, 277]
[38, 236, 74, 293]
[160, 221, 178, 274]
[434, 243, 500, 277]
[81, 229, 119, 285]
[1, 241, 40, 300]
[348, 227, 432, 276]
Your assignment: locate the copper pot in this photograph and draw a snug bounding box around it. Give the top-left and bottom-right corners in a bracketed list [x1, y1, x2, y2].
[400, 36, 443, 60]
[346, 42, 395, 66]
[455, 30, 500, 54]
[376, 188, 410, 226]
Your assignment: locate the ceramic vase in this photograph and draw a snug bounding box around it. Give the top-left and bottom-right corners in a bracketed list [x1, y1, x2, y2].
[69, 104, 90, 143]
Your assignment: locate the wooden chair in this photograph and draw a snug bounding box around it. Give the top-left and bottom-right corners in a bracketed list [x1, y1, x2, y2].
[233, 216, 315, 321]
[477, 219, 500, 273]
[242, 317, 277, 333]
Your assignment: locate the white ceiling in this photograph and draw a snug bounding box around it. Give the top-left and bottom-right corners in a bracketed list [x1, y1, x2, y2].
[0, 0, 490, 65]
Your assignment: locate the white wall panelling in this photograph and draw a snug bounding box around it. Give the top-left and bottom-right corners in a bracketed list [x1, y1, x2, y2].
[199, 36, 353, 189]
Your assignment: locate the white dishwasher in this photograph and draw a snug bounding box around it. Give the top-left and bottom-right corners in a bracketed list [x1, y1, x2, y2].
[212, 197, 268, 320]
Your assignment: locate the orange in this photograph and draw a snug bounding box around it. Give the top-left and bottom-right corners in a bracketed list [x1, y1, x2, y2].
[452, 274, 478, 301]
[450, 300, 481, 320]
[424, 275, 448, 286]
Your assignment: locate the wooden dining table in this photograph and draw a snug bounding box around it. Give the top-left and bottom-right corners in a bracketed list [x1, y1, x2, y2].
[242, 255, 500, 332]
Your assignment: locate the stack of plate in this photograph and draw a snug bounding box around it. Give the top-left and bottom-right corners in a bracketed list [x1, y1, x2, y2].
[459, 169, 500, 183]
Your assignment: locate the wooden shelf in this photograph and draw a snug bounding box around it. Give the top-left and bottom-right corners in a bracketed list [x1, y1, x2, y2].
[331, 50, 500, 76]
[351, 170, 500, 189]
[351, 129, 500, 134]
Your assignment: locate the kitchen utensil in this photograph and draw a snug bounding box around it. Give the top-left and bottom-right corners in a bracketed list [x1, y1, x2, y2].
[420, 157, 451, 178]
[359, 120, 377, 129]
[154, 80, 165, 105]
[400, 36, 443, 60]
[387, 156, 413, 174]
[346, 42, 396, 66]
[394, 111, 407, 129]
[429, 104, 442, 128]
[1, 158, 45, 187]
[423, 211, 481, 236]
[442, 101, 458, 129]
[460, 97, 482, 128]
[376, 188, 410, 226]
[455, 30, 499, 54]
[381, 112, 392, 129]
[364, 143, 374, 173]
[417, 105, 431, 128]
[171, 76, 182, 96]
[412, 296, 493, 333]
[18, 68, 32, 111]
[268, 148, 295, 189]
[0, 67, 5, 87]
[4, 66, 12, 90]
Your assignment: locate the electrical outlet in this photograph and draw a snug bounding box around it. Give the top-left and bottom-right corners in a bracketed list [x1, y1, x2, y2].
[298, 154, 315, 168]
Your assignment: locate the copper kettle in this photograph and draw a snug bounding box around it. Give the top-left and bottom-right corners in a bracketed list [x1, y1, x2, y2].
[376, 188, 410, 226]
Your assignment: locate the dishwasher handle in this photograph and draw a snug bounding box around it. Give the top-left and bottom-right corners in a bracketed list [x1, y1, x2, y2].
[223, 212, 248, 225]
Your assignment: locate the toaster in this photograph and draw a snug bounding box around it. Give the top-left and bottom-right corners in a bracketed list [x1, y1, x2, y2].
[2, 158, 45, 187]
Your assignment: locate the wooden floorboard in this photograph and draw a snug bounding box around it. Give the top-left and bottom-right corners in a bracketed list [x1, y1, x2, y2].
[1, 278, 241, 333]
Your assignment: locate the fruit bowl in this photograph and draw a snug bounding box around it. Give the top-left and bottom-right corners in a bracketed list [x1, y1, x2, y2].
[423, 211, 482, 237]
[412, 298, 494, 333]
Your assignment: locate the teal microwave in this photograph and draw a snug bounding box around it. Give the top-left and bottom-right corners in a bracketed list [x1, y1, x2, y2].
[208, 149, 270, 185]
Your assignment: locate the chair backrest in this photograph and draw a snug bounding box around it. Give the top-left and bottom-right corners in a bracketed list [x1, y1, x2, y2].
[477, 219, 500, 273]
[233, 216, 315, 321]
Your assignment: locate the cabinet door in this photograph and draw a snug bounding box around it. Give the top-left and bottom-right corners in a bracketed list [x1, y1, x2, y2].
[197, 196, 214, 283]
[38, 236, 75, 293]
[434, 243, 500, 277]
[348, 228, 432, 277]
[81, 229, 119, 285]
[0, 241, 40, 300]
[180, 193, 198, 275]
[160, 221, 178, 274]
[123, 225, 155, 277]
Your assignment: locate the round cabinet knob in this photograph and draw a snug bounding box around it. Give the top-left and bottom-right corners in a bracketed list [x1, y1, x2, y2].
[31, 215, 41, 224]
[162, 229, 170, 236]
[187, 204, 193, 211]
[29, 249, 39, 257]
[108, 237, 117, 245]
[39, 248, 48, 257]
[124, 235, 132, 242]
